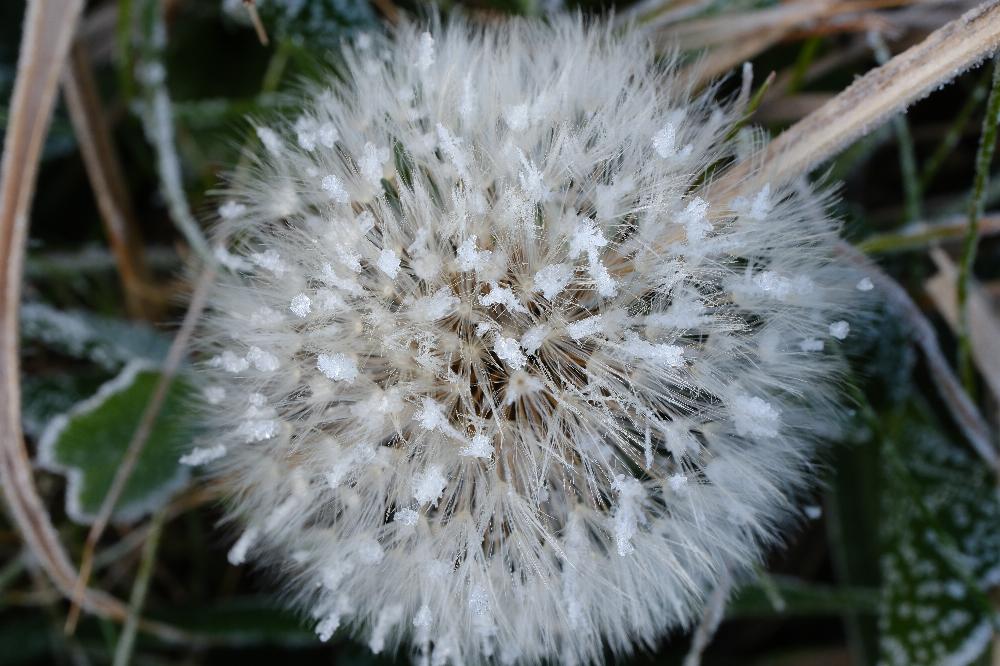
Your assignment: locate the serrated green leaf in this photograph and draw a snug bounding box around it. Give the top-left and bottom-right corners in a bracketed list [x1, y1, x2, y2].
[37, 362, 194, 525]
[879, 410, 1000, 666]
[21, 372, 106, 439]
[240, 0, 377, 48]
[21, 302, 170, 370]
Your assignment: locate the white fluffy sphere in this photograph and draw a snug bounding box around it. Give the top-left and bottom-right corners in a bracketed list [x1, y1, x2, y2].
[189, 17, 858, 665]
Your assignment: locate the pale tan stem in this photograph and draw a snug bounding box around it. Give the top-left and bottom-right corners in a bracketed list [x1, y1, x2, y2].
[0, 0, 183, 642]
[707, 0, 1000, 201]
[62, 40, 156, 320]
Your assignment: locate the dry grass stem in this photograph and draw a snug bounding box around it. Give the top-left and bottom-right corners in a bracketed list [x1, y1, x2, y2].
[0, 0, 185, 642]
[839, 243, 999, 473]
[242, 0, 270, 46]
[65, 266, 215, 634]
[708, 0, 1000, 201]
[858, 213, 1000, 253]
[62, 40, 156, 319]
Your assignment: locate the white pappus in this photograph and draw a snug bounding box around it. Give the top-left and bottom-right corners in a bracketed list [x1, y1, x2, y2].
[190, 16, 861, 666]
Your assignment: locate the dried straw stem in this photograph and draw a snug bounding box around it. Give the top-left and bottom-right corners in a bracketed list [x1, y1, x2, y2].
[708, 0, 1000, 201]
[62, 40, 157, 320]
[0, 0, 184, 642]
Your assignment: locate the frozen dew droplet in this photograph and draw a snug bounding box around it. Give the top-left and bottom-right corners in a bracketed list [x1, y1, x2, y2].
[321, 174, 350, 204]
[377, 248, 401, 279]
[317, 353, 359, 383]
[829, 320, 850, 339]
[290, 293, 312, 318]
[731, 394, 781, 439]
[413, 465, 448, 506]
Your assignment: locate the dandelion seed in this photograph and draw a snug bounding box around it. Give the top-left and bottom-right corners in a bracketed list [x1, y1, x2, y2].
[192, 18, 862, 665]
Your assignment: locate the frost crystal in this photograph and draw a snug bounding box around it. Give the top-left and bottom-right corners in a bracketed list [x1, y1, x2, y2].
[377, 248, 401, 279]
[532, 263, 573, 300]
[829, 320, 850, 339]
[179, 444, 227, 466]
[193, 18, 861, 666]
[289, 293, 311, 318]
[413, 466, 448, 506]
[317, 353, 359, 383]
[321, 174, 349, 203]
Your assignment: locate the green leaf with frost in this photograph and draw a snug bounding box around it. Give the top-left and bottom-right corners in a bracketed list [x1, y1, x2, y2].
[224, 0, 376, 48]
[37, 361, 195, 525]
[21, 372, 105, 439]
[879, 412, 1000, 666]
[21, 302, 170, 370]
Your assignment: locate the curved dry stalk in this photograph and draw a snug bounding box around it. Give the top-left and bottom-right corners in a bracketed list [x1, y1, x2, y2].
[0, 0, 185, 643]
[241, 0, 270, 46]
[62, 40, 156, 320]
[65, 265, 215, 634]
[708, 0, 1000, 201]
[682, 569, 733, 666]
[839, 243, 999, 473]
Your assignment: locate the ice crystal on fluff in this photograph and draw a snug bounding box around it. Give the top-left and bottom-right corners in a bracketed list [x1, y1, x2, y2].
[192, 17, 859, 666]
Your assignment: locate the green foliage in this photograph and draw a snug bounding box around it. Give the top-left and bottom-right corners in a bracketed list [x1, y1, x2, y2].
[36, 363, 195, 525]
[20, 302, 170, 370]
[21, 371, 106, 439]
[878, 409, 1000, 666]
[154, 599, 314, 647]
[247, 0, 378, 48]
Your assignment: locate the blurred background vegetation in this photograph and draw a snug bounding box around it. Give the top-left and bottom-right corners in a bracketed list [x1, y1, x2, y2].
[2, 1, 999, 664]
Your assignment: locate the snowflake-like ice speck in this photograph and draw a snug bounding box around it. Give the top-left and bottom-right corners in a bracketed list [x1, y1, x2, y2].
[191, 17, 860, 666]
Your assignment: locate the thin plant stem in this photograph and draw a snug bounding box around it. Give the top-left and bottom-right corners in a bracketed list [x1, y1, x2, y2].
[858, 213, 1000, 254]
[705, 2, 1000, 201]
[788, 36, 822, 94]
[116, 0, 135, 102]
[64, 267, 215, 634]
[869, 31, 921, 223]
[838, 242, 998, 475]
[683, 569, 732, 666]
[134, 0, 214, 265]
[920, 68, 991, 191]
[112, 509, 167, 666]
[958, 55, 1000, 394]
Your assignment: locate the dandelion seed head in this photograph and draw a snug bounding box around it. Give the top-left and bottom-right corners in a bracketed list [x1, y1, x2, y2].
[194, 17, 860, 665]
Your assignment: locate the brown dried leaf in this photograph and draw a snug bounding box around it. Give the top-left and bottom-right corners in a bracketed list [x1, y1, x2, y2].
[927, 249, 1000, 403]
